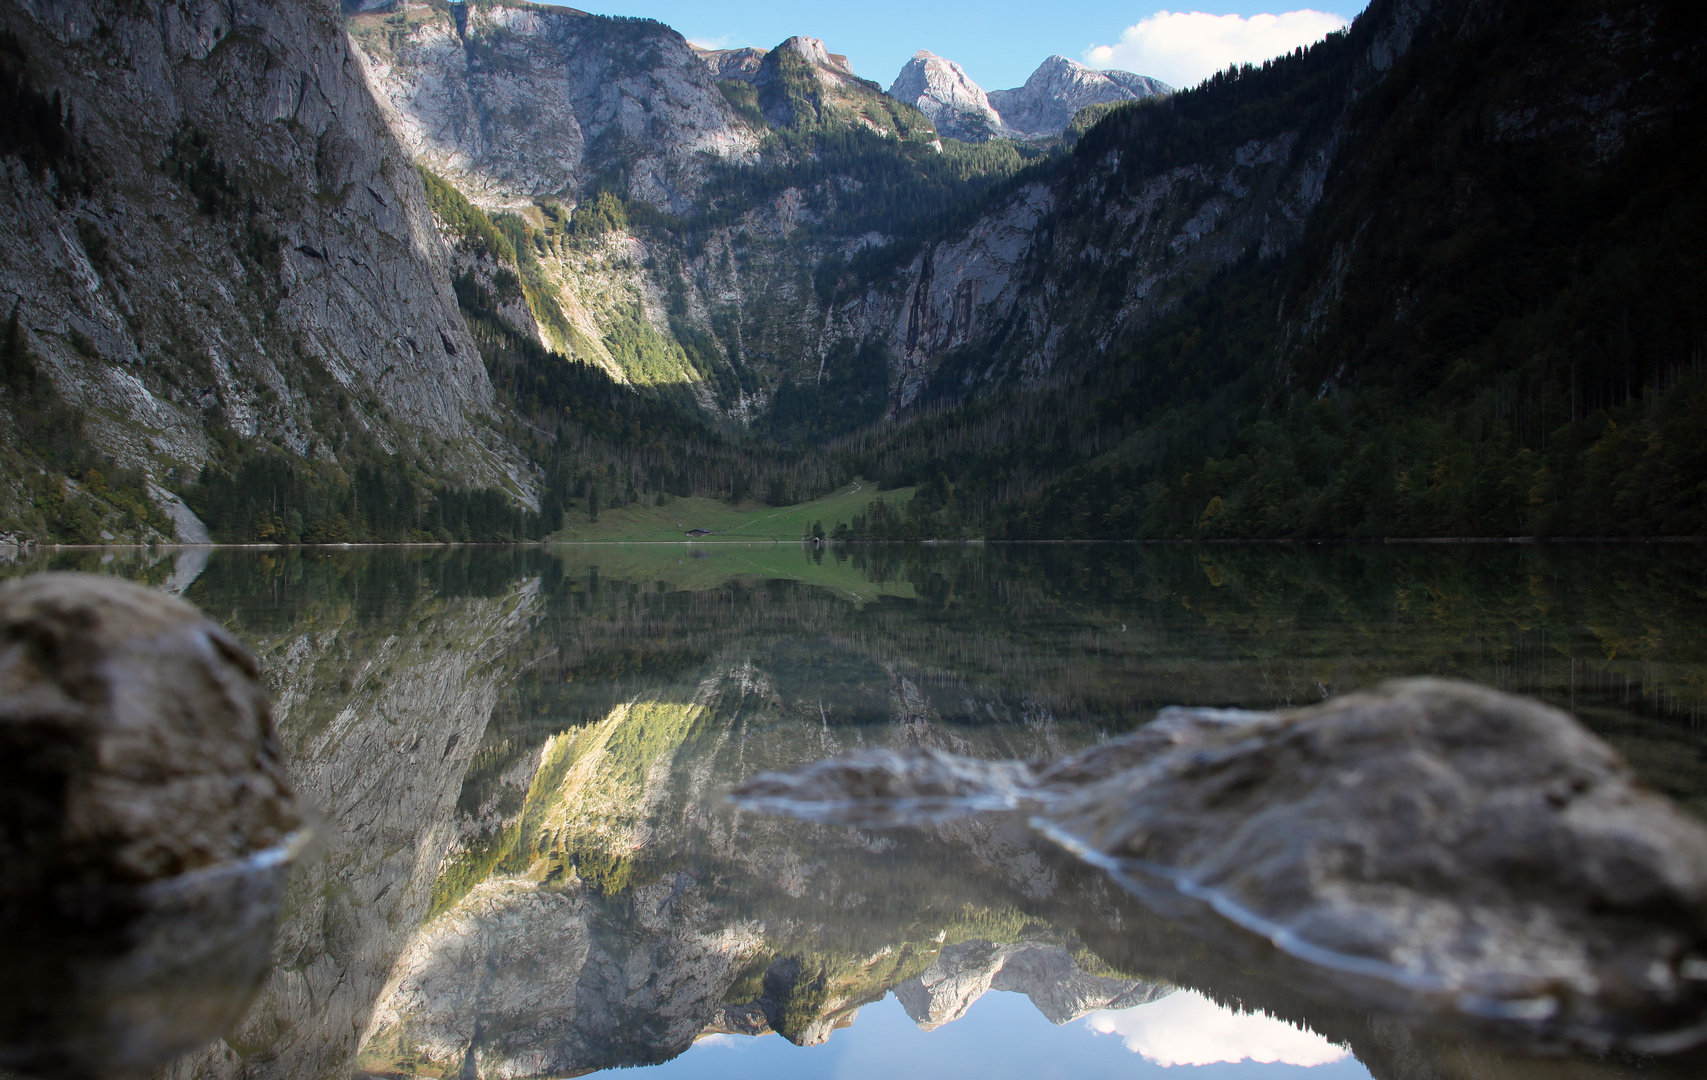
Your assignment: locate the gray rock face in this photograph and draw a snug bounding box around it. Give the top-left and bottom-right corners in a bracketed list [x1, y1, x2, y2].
[894, 939, 1171, 1030]
[0, 0, 515, 514]
[694, 45, 768, 83]
[887, 50, 1010, 142]
[988, 55, 1171, 138]
[349, 0, 757, 212]
[733, 679, 1707, 1053]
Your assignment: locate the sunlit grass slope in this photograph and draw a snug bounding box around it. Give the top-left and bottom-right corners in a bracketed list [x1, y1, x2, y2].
[549, 480, 915, 543]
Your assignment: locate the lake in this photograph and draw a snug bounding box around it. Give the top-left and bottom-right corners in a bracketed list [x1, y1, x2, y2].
[9, 541, 1706, 1080]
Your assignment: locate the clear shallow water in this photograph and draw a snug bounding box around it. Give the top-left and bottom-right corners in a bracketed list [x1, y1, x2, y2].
[7, 542, 1706, 1080]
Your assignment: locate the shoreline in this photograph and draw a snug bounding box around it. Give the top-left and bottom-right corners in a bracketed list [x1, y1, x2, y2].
[3, 535, 1705, 551]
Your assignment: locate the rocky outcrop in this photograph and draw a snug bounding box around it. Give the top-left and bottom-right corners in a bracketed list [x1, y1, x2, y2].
[348, 1, 757, 212]
[0, 0, 515, 522]
[741, 36, 909, 132]
[736, 36, 858, 84]
[894, 940, 1170, 1030]
[887, 51, 1010, 141]
[734, 679, 1707, 1053]
[694, 45, 768, 83]
[988, 55, 1171, 138]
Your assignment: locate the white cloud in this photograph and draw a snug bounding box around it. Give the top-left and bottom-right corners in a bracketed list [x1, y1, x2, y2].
[1084, 989, 1353, 1068]
[687, 34, 739, 51]
[1085, 9, 1351, 90]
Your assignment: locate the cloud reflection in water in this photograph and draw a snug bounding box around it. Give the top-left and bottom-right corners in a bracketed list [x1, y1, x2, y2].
[1085, 990, 1351, 1068]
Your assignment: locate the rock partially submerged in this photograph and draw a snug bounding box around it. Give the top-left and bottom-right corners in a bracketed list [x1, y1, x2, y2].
[731, 679, 1707, 1052]
[0, 573, 302, 1079]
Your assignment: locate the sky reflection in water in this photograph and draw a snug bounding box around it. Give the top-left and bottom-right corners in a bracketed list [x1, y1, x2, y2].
[641, 990, 1368, 1079]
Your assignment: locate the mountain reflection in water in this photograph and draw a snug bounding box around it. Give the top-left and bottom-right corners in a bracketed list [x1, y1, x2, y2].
[5, 542, 1704, 1080]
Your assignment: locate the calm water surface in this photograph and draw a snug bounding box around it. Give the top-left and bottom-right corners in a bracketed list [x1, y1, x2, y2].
[11, 542, 1707, 1080]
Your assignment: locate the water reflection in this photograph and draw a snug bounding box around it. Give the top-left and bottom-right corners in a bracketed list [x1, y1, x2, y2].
[1084, 991, 1352, 1068]
[3, 543, 1704, 1079]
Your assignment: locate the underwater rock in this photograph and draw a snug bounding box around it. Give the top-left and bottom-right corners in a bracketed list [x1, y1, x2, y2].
[731, 679, 1707, 1053]
[0, 573, 301, 1080]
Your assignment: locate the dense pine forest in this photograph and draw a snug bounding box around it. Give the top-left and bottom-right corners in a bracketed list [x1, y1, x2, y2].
[825, 0, 1707, 540]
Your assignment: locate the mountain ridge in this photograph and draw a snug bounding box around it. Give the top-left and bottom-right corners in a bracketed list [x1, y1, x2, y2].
[889, 50, 1172, 142]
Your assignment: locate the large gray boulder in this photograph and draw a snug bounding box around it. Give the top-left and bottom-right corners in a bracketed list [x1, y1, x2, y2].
[0, 574, 301, 1079]
[732, 679, 1707, 1053]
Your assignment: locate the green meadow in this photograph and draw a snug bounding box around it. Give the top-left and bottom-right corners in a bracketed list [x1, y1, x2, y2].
[549, 480, 914, 544]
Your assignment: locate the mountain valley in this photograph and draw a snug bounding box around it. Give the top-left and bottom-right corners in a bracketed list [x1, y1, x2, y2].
[0, 0, 1701, 543]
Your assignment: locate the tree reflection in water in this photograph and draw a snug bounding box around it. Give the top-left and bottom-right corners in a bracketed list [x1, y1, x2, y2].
[4, 543, 1701, 1080]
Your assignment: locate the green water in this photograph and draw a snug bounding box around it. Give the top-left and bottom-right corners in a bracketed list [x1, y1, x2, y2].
[11, 542, 1706, 1080]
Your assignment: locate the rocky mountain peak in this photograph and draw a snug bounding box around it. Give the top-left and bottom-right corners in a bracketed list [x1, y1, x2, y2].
[695, 44, 767, 82]
[989, 55, 1172, 138]
[779, 35, 854, 75]
[890, 49, 1170, 142]
[887, 50, 1009, 142]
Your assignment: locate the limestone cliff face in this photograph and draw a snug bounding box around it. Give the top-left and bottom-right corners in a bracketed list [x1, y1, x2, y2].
[0, 0, 517, 526]
[160, 575, 542, 1080]
[348, 0, 758, 212]
[341, 0, 1618, 441]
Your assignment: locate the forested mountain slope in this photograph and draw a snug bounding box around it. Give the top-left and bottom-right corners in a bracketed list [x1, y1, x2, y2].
[844, 0, 1707, 539]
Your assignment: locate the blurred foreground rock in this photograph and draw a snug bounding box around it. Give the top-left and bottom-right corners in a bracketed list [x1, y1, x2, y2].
[0, 574, 300, 1080]
[732, 678, 1707, 1053]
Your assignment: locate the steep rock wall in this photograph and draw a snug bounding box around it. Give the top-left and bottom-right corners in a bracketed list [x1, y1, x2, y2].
[348, 0, 758, 213]
[0, 0, 517, 520]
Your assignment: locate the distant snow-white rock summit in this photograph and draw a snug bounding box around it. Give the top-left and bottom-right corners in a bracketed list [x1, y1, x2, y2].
[890, 52, 1171, 141]
[888, 50, 1011, 141]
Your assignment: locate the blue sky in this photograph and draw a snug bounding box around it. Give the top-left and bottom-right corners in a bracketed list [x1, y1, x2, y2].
[553, 3, 1371, 93]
